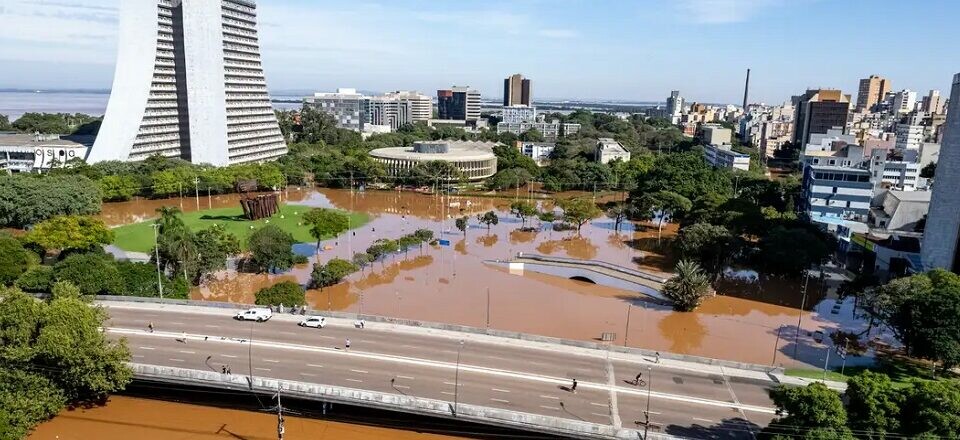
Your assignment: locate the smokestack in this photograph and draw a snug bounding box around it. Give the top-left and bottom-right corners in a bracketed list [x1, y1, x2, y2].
[742, 68, 751, 112]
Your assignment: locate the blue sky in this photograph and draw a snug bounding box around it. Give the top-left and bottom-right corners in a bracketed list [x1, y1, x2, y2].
[0, 0, 956, 104]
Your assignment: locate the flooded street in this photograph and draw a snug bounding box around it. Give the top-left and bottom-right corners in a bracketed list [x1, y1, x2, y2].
[101, 188, 869, 368]
[29, 396, 469, 440]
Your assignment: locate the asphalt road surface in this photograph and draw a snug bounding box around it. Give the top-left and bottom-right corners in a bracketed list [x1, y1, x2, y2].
[106, 304, 777, 438]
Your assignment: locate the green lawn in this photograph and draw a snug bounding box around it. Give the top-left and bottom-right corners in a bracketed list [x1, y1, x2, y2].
[785, 355, 949, 388]
[112, 204, 370, 252]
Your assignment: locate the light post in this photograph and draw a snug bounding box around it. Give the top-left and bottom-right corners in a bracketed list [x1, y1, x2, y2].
[454, 339, 465, 416]
[793, 269, 811, 360]
[151, 223, 164, 300]
[485, 288, 491, 329]
[644, 366, 652, 439]
[772, 325, 783, 365]
[623, 304, 633, 347]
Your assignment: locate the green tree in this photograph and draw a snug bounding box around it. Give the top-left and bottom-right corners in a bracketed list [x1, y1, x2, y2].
[510, 200, 538, 228]
[661, 260, 712, 311]
[15, 265, 54, 293]
[675, 223, 735, 275]
[633, 190, 693, 243]
[559, 198, 603, 233]
[759, 227, 831, 276]
[115, 261, 188, 299]
[455, 216, 469, 236]
[761, 383, 850, 439]
[844, 371, 904, 437]
[53, 253, 124, 296]
[414, 229, 434, 249]
[632, 152, 731, 202]
[0, 174, 101, 228]
[477, 211, 499, 231]
[0, 367, 67, 440]
[303, 208, 350, 252]
[25, 215, 114, 253]
[899, 379, 960, 437]
[98, 175, 138, 202]
[604, 202, 633, 232]
[492, 144, 540, 177]
[0, 237, 33, 287]
[519, 128, 545, 142]
[0, 114, 12, 131]
[311, 258, 359, 289]
[487, 168, 534, 190]
[246, 225, 298, 273]
[254, 281, 306, 307]
[192, 225, 241, 283]
[352, 252, 372, 272]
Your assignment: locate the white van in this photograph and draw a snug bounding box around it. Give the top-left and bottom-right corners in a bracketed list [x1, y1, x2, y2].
[235, 307, 273, 322]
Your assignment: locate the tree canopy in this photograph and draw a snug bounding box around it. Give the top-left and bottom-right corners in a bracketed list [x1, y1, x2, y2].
[246, 225, 300, 273]
[254, 281, 306, 307]
[25, 215, 114, 253]
[0, 174, 101, 228]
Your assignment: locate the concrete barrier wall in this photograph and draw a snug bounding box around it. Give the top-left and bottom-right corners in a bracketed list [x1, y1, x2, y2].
[99, 296, 782, 374]
[129, 363, 674, 440]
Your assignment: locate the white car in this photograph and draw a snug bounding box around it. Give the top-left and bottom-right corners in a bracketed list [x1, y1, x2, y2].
[299, 316, 326, 329]
[235, 307, 273, 322]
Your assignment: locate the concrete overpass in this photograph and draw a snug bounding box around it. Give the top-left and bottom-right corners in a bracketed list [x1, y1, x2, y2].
[104, 300, 779, 439]
[487, 253, 669, 301]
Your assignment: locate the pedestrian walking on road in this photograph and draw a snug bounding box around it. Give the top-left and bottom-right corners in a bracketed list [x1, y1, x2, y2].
[571, 378, 578, 393]
[345, 338, 351, 350]
[226, 366, 231, 375]
[148, 322, 154, 333]
[222, 365, 227, 374]
[655, 352, 661, 364]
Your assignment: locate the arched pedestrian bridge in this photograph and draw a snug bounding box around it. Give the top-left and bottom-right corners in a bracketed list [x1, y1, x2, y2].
[486, 253, 670, 302]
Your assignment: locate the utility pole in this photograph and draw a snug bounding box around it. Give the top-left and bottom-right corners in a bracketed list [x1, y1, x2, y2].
[623, 304, 632, 347]
[194, 176, 200, 211]
[644, 366, 652, 439]
[152, 223, 164, 300]
[454, 339, 464, 416]
[485, 288, 490, 329]
[793, 269, 811, 360]
[274, 383, 285, 440]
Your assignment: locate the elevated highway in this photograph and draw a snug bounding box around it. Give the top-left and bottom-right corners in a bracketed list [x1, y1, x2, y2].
[104, 301, 777, 439]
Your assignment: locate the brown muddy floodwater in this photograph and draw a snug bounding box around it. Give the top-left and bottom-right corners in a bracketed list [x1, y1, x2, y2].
[102, 188, 872, 368]
[29, 396, 467, 440]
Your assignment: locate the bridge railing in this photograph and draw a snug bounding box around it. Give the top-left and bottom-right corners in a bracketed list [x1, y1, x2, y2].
[515, 252, 668, 284]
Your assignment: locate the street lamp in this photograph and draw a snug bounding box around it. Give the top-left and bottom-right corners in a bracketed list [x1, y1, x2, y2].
[793, 269, 811, 360]
[151, 223, 164, 300]
[454, 339, 465, 416]
[644, 366, 652, 439]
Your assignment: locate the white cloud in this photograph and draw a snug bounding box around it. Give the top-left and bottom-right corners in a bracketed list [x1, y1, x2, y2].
[0, 0, 118, 64]
[675, 0, 785, 24]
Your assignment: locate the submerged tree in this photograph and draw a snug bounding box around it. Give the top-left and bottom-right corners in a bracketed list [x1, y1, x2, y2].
[661, 260, 712, 312]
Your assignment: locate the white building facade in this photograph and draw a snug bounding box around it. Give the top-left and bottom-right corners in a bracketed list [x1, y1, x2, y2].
[89, 0, 286, 166]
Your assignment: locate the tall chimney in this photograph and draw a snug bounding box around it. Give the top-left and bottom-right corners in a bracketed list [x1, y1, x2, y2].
[742, 68, 751, 112]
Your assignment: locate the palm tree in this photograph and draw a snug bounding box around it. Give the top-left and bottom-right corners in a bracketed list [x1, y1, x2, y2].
[662, 260, 712, 312]
[155, 206, 185, 234]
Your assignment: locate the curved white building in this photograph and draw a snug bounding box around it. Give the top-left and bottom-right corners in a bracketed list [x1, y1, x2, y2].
[370, 141, 498, 181]
[89, 0, 286, 166]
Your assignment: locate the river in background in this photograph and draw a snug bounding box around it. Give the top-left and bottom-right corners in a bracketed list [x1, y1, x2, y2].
[100, 187, 896, 370]
[0, 91, 301, 121]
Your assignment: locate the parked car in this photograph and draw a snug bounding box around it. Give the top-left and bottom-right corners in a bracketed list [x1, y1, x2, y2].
[299, 316, 326, 328]
[235, 307, 273, 322]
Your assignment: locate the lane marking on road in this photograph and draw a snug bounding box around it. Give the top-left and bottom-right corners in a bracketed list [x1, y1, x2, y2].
[606, 357, 622, 430]
[316, 335, 335, 340]
[394, 385, 411, 390]
[204, 325, 221, 328]
[540, 395, 560, 400]
[170, 322, 185, 325]
[490, 398, 510, 403]
[590, 402, 607, 407]
[300, 373, 318, 377]
[441, 391, 454, 396]
[169, 358, 185, 362]
[397, 375, 415, 380]
[306, 364, 324, 368]
[179, 350, 195, 354]
[133, 355, 144, 359]
[648, 411, 662, 415]
[693, 418, 715, 423]
[442, 381, 462, 386]
[539, 405, 560, 410]
[350, 369, 368, 374]
[591, 413, 608, 418]
[111, 327, 777, 415]
[263, 359, 280, 363]
[346, 379, 363, 383]
[221, 355, 237, 358]
[491, 388, 511, 393]
[138, 346, 155, 350]
[279, 332, 296, 336]
[255, 367, 271, 372]
[401, 345, 418, 349]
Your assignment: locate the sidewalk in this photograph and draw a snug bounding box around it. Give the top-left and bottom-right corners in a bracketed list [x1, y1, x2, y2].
[100, 299, 808, 388]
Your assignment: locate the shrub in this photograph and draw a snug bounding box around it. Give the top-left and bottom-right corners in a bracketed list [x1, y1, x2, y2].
[15, 266, 54, 293]
[310, 258, 358, 289]
[53, 253, 124, 296]
[0, 237, 33, 286]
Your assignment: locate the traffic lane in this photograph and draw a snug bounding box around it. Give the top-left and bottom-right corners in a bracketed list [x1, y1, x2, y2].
[108, 308, 610, 383]
[610, 359, 745, 404]
[617, 393, 756, 440]
[727, 377, 775, 408]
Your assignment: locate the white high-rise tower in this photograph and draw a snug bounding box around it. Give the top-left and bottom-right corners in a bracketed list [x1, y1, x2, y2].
[88, 0, 287, 166]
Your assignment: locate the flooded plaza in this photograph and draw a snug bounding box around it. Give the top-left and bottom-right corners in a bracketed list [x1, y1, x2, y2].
[100, 188, 882, 369]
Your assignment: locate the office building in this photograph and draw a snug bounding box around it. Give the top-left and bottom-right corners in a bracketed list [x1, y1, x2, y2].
[367, 97, 410, 131]
[596, 138, 631, 164]
[502, 106, 537, 124]
[503, 74, 532, 106]
[792, 89, 851, 147]
[700, 124, 732, 145]
[370, 141, 498, 181]
[438, 87, 481, 121]
[702, 144, 750, 171]
[892, 90, 918, 115]
[516, 141, 555, 166]
[304, 88, 369, 132]
[856, 75, 891, 112]
[497, 121, 580, 140]
[895, 123, 924, 151]
[666, 91, 684, 124]
[921, 90, 945, 115]
[382, 91, 432, 122]
[89, 0, 286, 166]
[0, 133, 94, 173]
[921, 73, 960, 272]
[801, 165, 873, 225]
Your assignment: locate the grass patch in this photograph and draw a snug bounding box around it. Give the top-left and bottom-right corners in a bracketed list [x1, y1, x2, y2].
[785, 355, 949, 387]
[111, 204, 370, 253]
[784, 368, 852, 383]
